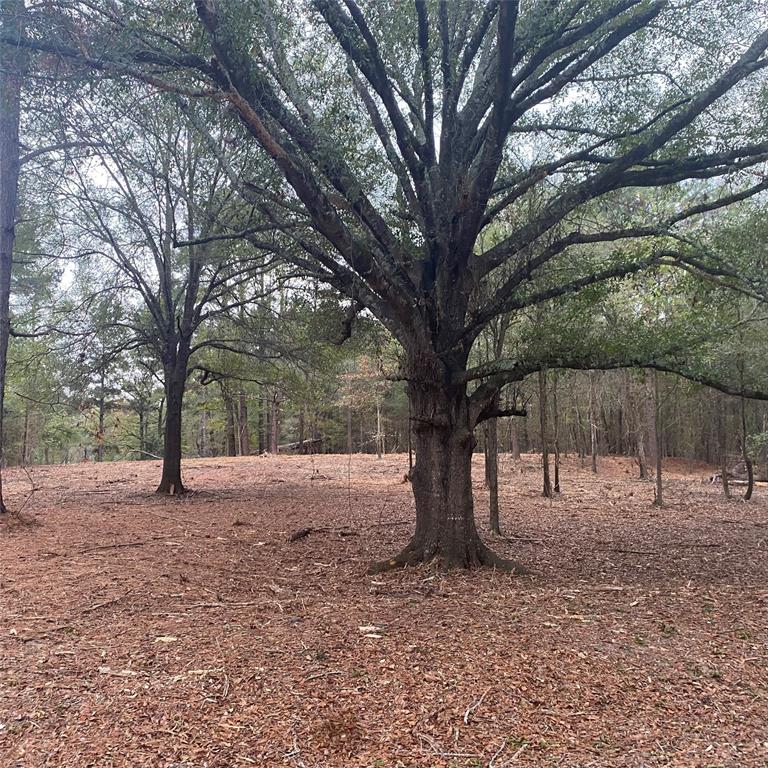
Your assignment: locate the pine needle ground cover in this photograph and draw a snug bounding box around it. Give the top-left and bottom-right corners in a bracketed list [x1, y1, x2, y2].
[1, 454, 766, 767]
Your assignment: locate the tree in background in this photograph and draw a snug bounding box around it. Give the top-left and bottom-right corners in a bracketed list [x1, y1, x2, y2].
[55, 89, 288, 493]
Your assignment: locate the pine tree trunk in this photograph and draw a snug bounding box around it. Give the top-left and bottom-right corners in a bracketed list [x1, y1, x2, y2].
[0, 0, 25, 512]
[369, 362, 525, 574]
[741, 395, 754, 501]
[653, 370, 663, 507]
[21, 406, 29, 465]
[552, 373, 561, 493]
[539, 370, 552, 497]
[589, 372, 598, 474]
[258, 389, 266, 453]
[487, 413, 500, 534]
[645, 369, 658, 471]
[224, 392, 237, 456]
[97, 377, 106, 462]
[198, 410, 208, 456]
[269, 392, 280, 453]
[626, 372, 648, 479]
[238, 390, 250, 455]
[637, 432, 648, 480]
[139, 409, 146, 457]
[509, 418, 521, 460]
[718, 394, 730, 498]
[219, 382, 237, 457]
[375, 399, 383, 459]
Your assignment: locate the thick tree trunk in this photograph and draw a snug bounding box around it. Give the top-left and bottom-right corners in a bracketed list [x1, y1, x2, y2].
[156, 365, 187, 494]
[0, 0, 25, 512]
[369, 371, 525, 574]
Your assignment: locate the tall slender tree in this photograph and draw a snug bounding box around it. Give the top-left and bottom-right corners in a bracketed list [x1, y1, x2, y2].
[0, 0, 26, 512]
[58, 91, 284, 492]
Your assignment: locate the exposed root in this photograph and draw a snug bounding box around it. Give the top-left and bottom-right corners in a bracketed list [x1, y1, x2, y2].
[367, 543, 425, 575]
[477, 540, 529, 575]
[155, 482, 188, 496]
[368, 538, 528, 575]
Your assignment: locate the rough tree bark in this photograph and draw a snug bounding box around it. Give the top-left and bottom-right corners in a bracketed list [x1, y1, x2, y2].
[369, 353, 525, 573]
[626, 373, 649, 479]
[156, 346, 189, 495]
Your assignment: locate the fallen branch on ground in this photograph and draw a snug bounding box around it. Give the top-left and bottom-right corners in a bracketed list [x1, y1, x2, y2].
[289, 526, 358, 542]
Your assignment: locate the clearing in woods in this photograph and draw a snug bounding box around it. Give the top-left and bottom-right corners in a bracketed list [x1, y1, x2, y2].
[1, 454, 766, 767]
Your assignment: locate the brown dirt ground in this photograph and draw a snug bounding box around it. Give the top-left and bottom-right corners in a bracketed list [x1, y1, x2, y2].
[1, 453, 767, 768]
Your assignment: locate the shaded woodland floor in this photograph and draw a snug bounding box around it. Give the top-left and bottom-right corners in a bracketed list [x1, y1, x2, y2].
[1, 453, 767, 767]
